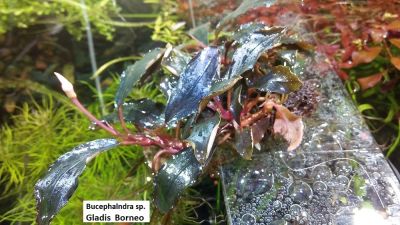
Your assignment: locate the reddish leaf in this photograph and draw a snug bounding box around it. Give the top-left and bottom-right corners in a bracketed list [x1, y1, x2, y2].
[389, 38, 400, 49]
[387, 20, 400, 31]
[391, 57, 400, 70]
[369, 28, 387, 43]
[357, 72, 384, 90]
[272, 104, 303, 151]
[351, 46, 382, 65]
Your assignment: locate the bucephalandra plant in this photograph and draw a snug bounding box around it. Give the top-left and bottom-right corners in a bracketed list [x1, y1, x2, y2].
[34, 0, 311, 224]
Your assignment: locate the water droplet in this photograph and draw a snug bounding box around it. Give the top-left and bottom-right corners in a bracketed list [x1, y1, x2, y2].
[313, 181, 328, 192]
[290, 204, 302, 217]
[289, 181, 313, 203]
[335, 175, 349, 191]
[311, 165, 332, 181]
[273, 200, 282, 209]
[335, 161, 352, 175]
[237, 169, 274, 199]
[240, 213, 256, 225]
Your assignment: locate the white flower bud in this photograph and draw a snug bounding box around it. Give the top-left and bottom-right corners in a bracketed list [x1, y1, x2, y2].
[54, 72, 77, 98]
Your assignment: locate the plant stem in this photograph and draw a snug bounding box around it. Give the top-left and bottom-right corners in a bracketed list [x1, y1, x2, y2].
[71, 98, 119, 136]
[118, 105, 131, 135]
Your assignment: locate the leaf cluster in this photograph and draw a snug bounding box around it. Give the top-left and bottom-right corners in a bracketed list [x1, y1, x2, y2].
[33, 1, 312, 224]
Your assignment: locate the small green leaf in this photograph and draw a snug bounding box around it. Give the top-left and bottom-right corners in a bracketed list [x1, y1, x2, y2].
[164, 47, 220, 123]
[188, 23, 210, 46]
[227, 27, 284, 79]
[234, 128, 254, 160]
[35, 139, 119, 225]
[115, 48, 165, 106]
[154, 148, 202, 213]
[161, 48, 191, 76]
[252, 65, 302, 94]
[186, 114, 221, 164]
[218, 0, 277, 29]
[105, 99, 165, 129]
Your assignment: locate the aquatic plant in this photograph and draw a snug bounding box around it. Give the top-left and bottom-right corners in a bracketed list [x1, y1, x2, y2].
[34, 1, 313, 224]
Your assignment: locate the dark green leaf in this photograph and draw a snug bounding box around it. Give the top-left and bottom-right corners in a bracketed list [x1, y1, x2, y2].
[200, 76, 242, 109]
[278, 50, 306, 77]
[186, 114, 220, 164]
[164, 47, 220, 123]
[218, 0, 276, 29]
[188, 23, 210, 46]
[161, 48, 191, 76]
[229, 85, 243, 123]
[232, 22, 266, 44]
[35, 139, 119, 225]
[227, 27, 284, 79]
[105, 99, 165, 129]
[154, 148, 202, 213]
[115, 48, 165, 106]
[181, 114, 197, 139]
[234, 128, 253, 160]
[252, 65, 302, 94]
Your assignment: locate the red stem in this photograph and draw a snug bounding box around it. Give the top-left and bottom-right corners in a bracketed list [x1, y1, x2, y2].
[118, 105, 131, 135]
[212, 97, 233, 121]
[71, 98, 119, 136]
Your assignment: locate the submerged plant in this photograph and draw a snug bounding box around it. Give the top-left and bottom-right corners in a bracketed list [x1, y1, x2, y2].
[34, 1, 312, 224]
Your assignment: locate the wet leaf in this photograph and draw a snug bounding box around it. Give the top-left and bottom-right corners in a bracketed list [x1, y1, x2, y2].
[164, 47, 220, 123]
[154, 148, 202, 213]
[252, 65, 302, 94]
[227, 27, 284, 79]
[199, 76, 243, 111]
[251, 117, 272, 150]
[391, 57, 400, 70]
[159, 76, 178, 99]
[105, 99, 165, 129]
[357, 72, 384, 90]
[273, 104, 303, 151]
[234, 128, 254, 160]
[35, 139, 119, 225]
[218, 0, 276, 28]
[115, 48, 164, 106]
[389, 38, 400, 49]
[186, 114, 220, 164]
[161, 48, 191, 76]
[229, 85, 243, 123]
[351, 47, 381, 65]
[232, 22, 266, 44]
[188, 23, 210, 46]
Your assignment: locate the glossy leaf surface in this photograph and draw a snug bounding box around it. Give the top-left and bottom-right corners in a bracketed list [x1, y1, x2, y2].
[154, 148, 202, 213]
[218, 0, 276, 28]
[159, 76, 178, 99]
[188, 23, 210, 46]
[186, 114, 220, 164]
[226, 27, 284, 79]
[232, 23, 266, 44]
[229, 85, 243, 123]
[35, 139, 119, 225]
[164, 47, 220, 123]
[115, 48, 164, 106]
[105, 99, 165, 129]
[161, 48, 191, 76]
[252, 65, 302, 94]
[234, 128, 254, 160]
